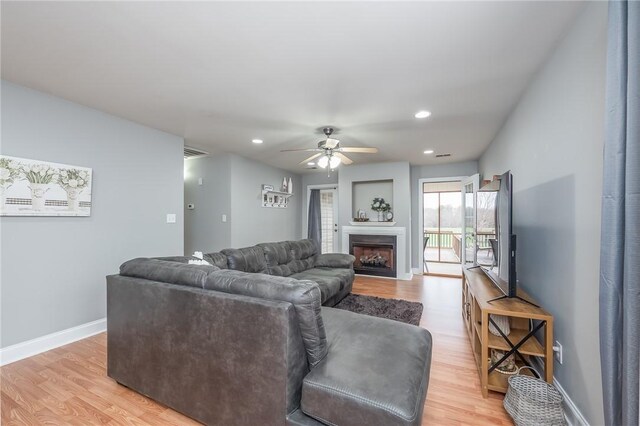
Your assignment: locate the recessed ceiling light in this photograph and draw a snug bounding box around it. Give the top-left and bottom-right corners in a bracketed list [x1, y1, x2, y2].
[414, 110, 432, 119]
[307, 162, 315, 166]
[423, 150, 434, 154]
[252, 139, 263, 144]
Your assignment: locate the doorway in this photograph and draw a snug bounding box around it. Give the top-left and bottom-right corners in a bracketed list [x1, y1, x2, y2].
[307, 185, 338, 254]
[421, 180, 463, 277]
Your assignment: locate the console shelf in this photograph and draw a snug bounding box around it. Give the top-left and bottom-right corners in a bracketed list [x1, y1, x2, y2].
[462, 267, 554, 396]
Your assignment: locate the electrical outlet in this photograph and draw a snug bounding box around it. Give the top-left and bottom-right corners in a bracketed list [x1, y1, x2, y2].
[553, 341, 563, 364]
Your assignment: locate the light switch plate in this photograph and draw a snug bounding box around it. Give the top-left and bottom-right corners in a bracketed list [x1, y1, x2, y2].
[198, 177, 203, 185]
[166, 213, 177, 223]
[222, 214, 227, 223]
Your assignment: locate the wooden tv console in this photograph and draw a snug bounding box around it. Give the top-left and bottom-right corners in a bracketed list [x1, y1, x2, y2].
[461, 267, 554, 397]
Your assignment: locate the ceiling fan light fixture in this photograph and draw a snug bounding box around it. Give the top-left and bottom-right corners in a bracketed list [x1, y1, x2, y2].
[317, 156, 329, 168]
[329, 156, 341, 169]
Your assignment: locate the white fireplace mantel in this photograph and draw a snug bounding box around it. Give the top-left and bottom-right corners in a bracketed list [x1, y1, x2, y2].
[341, 226, 411, 280]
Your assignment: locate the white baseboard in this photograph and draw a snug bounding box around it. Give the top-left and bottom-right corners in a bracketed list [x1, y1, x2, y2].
[411, 267, 423, 275]
[398, 271, 413, 281]
[530, 358, 589, 426]
[0, 318, 106, 366]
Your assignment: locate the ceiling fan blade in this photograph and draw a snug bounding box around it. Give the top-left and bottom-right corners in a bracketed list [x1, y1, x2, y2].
[299, 153, 323, 165]
[324, 138, 340, 149]
[280, 148, 323, 152]
[338, 147, 378, 153]
[334, 152, 353, 165]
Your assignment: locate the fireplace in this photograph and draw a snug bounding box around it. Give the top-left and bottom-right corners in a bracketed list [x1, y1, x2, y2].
[349, 234, 397, 278]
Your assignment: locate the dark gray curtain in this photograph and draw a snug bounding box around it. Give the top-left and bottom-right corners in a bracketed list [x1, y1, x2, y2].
[308, 189, 321, 252]
[599, 1, 640, 425]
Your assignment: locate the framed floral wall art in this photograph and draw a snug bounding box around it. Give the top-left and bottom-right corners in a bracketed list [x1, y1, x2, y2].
[0, 155, 92, 217]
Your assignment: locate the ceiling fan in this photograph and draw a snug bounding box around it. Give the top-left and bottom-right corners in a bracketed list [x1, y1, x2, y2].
[280, 127, 378, 169]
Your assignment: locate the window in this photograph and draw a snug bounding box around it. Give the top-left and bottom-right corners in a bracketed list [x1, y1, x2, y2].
[320, 190, 334, 254]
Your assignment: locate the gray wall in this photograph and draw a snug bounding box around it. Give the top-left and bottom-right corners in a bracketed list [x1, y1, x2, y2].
[410, 161, 478, 269]
[338, 162, 412, 274]
[0, 81, 184, 348]
[185, 153, 303, 252]
[184, 154, 231, 254]
[478, 3, 607, 423]
[229, 154, 302, 247]
[352, 180, 393, 220]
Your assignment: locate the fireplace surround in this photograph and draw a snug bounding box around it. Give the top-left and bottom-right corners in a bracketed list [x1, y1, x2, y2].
[349, 234, 397, 278]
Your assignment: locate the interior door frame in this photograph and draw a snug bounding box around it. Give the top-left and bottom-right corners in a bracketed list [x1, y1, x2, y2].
[305, 184, 339, 252]
[417, 176, 468, 274]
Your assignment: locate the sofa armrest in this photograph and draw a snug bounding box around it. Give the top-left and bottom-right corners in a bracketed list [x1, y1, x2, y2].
[314, 253, 355, 269]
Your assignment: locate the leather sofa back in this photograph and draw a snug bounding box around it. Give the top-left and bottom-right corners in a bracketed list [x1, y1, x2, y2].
[258, 241, 299, 277]
[205, 269, 328, 367]
[107, 275, 308, 425]
[120, 258, 219, 288]
[118, 257, 328, 368]
[203, 252, 228, 269]
[288, 239, 317, 272]
[221, 246, 269, 274]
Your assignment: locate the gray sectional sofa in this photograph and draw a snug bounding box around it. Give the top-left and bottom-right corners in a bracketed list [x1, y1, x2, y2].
[107, 239, 432, 426]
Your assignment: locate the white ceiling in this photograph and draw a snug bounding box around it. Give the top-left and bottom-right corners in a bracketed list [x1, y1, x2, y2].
[1, 1, 584, 172]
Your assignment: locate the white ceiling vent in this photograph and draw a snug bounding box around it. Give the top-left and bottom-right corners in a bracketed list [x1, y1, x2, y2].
[184, 146, 209, 160]
[435, 153, 452, 158]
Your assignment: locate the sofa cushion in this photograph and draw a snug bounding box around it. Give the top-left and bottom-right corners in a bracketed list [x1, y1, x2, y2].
[301, 307, 432, 426]
[203, 252, 228, 269]
[204, 269, 328, 367]
[221, 246, 268, 274]
[291, 268, 353, 304]
[288, 239, 317, 272]
[258, 241, 298, 276]
[314, 253, 356, 269]
[120, 258, 219, 288]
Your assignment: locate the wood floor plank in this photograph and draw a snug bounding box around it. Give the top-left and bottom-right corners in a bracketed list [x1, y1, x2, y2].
[0, 274, 513, 425]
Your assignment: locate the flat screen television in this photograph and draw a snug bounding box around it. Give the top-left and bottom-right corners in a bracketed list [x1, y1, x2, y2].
[477, 171, 517, 298]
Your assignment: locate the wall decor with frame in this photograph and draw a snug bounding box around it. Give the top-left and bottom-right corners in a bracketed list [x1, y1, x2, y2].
[0, 155, 93, 217]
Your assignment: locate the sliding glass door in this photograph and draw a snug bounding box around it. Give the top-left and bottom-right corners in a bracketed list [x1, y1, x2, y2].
[423, 181, 463, 276]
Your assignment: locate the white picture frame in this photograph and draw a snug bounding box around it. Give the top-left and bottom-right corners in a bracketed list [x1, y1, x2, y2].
[0, 155, 93, 217]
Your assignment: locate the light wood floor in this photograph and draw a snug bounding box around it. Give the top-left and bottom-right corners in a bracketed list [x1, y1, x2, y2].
[1, 275, 513, 425]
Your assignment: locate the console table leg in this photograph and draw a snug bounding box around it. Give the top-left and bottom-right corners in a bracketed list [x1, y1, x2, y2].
[544, 319, 554, 383]
[481, 311, 489, 398]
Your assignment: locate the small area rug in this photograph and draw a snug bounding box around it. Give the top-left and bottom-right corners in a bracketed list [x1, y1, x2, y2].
[333, 294, 423, 326]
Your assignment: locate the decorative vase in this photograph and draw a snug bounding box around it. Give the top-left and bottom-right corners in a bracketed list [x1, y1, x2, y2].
[66, 187, 80, 211]
[282, 177, 288, 192]
[287, 177, 293, 194]
[378, 211, 384, 222]
[489, 314, 511, 336]
[29, 183, 47, 211]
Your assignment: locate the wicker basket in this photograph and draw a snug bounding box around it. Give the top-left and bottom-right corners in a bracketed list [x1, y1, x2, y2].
[503, 367, 566, 426]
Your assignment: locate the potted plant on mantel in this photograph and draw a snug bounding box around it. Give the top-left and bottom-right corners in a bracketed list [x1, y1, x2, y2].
[371, 197, 391, 222]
